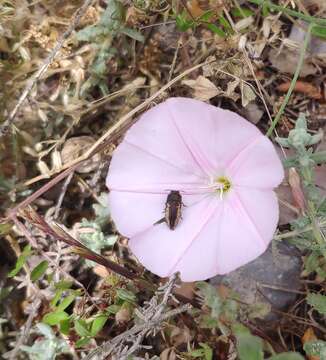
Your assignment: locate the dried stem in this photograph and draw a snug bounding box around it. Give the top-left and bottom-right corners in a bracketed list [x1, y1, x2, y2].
[20, 207, 138, 280]
[84, 274, 191, 360]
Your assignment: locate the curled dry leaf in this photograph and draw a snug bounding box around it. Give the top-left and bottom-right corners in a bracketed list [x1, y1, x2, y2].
[115, 306, 131, 324]
[289, 168, 306, 214]
[160, 348, 177, 360]
[277, 81, 322, 100]
[269, 48, 317, 77]
[302, 327, 320, 360]
[169, 325, 193, 347]
[61, 136, 101, 173]
[182, 76, 220, 101]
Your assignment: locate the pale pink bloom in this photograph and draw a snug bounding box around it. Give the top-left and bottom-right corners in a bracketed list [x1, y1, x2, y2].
[106, 98, 284, 281]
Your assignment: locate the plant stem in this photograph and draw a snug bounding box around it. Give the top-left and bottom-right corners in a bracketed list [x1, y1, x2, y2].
[248, 0, 326, 26]
[266, 22, 313, 137]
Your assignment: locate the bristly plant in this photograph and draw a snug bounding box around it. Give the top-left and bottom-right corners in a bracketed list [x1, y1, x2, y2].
[76, 0, 144, 95]
[76, 192, 118, 267]
[20, 323, 70, 360]
[276, 114, 326, 279]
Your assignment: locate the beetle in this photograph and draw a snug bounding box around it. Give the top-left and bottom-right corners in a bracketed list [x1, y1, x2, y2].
[154, 190, 183, 230]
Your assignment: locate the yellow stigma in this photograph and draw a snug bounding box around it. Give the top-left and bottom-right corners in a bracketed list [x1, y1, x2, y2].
[215, 176, 231, 195]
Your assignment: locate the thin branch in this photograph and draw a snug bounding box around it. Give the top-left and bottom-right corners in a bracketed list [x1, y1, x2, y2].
[0, 0, 94, 138]
[4, 299, 41, 360]
[20, 207, 138, 280]
[85, 274, 191, 360]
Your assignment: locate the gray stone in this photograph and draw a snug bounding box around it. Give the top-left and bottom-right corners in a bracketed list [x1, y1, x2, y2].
[210, 241, 302, 321]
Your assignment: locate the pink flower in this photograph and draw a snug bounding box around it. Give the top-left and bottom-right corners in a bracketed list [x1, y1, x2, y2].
[106, 98, 284, 281]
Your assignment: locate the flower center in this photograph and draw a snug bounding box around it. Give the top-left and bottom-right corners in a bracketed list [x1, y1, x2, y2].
[215, 176, 232, 196]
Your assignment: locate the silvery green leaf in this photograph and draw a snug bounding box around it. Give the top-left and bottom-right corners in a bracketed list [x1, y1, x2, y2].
[295, 113, 307, 130]
[304, 340, 326, 359]
[36, 323, 54, 339]
[275, 137, 290, 148]
[309, 129, 324, 145]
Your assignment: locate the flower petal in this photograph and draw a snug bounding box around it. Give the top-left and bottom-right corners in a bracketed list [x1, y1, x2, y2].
[166, 97, 262, 176]
[128, 188, 279, 281]
[226, 137, 284, 189]
[107, 141, 205, 193]
[214, 188, 279, 274]
[109, 191, 209, 238]
[129, 195, 221, 281]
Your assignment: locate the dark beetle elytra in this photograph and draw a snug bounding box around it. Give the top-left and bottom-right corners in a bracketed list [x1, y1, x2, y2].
[165, 190, 183, 230]
[154, 190, 183, 230]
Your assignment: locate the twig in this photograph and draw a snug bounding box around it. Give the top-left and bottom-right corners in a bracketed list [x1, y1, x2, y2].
[266, 22, 313, 137]
[21, 60, 216, 187]
[4, 298, 41, 360]
[84, 274, 191, 360]
[12, 215, 99, 308]
[20, 207, 138, 280]
[0, 0, 94, 138]
[248, 0, 326, 26]
[53, 171, 74, 219]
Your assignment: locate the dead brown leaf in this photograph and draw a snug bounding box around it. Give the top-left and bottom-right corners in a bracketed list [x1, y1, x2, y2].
[182, 76, 220, 101]
[170, 325, 193, 347]
[160, 348, 177, 360]
[302, 327, 320, 360]
[277, 81, 322, 100]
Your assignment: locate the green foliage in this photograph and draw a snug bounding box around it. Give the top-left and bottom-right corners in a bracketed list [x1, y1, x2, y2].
[175, 10, 228, 37]
[31, 261, 48, 282]
[20, 323, 70, 360]
[188, 342, 213, 360]
[276, 113, 326, 271]
[236, 333, 263, 360]
[304, 340, 326, 359]
[235, 329, 305, 360]
[268, 354, 305, 360]
[76, 0, 144, 94]
[195, 282, 238, 332]
[307, 293, 326, 314]
[78, 192, 118, 267]
[8, 244, 32, 277]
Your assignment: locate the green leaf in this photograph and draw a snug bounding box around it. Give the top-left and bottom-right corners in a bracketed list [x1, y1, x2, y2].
[312, 25, 326, 39]
[56, 294, 76, 312]
[120, 27, 144, 42]
[60, 318, 71, 335]
[91, 314, 109, 336]
[30, 260, 48, 282]
[54, 280, 73, 290]
[304, 340, 326, 358]
[74, 319, 91, 337]
[8, 244, 32, 277]
[106, 304, 120, 314]
[0, 222, 12, 235]
[236, 333, 264, 360]
[189, 349, 205, 357]
[116, 288, 137, 303]
[43, 311, 70, 326]
[75, 337, 91, 348]
[231, 7, 254, 18]
[196, 282, 222, 317]
[205, 23, 227, 37]
[307, 293, 326, 314]
[199, 343, 213, 360]
[176, 12, 194, 32]
[0, 287, 11, 302]
[51, 290, 63, 308]
[218, 15, 233, 33]
[269, 353, 305, 360]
